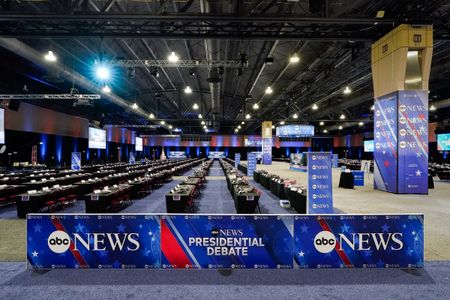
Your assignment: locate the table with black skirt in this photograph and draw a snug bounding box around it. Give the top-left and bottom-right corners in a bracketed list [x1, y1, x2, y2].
[339, 172, 354, 189]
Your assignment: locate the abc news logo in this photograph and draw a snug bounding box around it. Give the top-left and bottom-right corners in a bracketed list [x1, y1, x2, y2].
[47, 230, 140, 254]
[313, 231, 404, 254]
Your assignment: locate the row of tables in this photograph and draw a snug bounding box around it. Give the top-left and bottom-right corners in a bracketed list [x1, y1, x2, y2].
[165, 159, 213, 213]
[13, 158, 206, 217]
[220, 159, 261, 213]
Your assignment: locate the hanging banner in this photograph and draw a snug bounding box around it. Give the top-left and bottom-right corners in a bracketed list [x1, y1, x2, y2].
[129, 152, 136, 164]
[247, 153, 257, 176]
[71, 152, 81, 171]
[294, 214, 423, 269]
[261, 121, 272, 165]
[307, 152, 333, 214]
[26, 214, 161, 269]
[397, 90, 428, 194]
[160, 215, 293, 269]
[234, 153, 241, 168]
[27, 213, 423, 269]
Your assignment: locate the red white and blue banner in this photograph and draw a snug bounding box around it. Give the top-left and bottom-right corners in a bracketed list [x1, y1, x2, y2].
[247, 153, 257, 176]
[160, 215, 293, 269]
[374, 92, 398, 193]
[397, 91, 428, 194]
[374, 90, 428, 194]
[307, 152, 333, 214]
[294, 214, 423, 268]
[70, 152, 81, 171]
[27, 214, 424, 270]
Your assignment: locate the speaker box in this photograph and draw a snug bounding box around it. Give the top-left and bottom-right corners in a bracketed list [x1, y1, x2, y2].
[8, 99, 20, 111]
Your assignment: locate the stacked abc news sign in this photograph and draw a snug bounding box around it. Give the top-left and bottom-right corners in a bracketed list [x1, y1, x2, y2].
[27, 214, 424, 269]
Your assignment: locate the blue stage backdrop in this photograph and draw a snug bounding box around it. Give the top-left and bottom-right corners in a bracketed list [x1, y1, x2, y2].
[27, 214, 424, 269]
[397, 91, 428, 194]
[160, 215, 293, 269]
[27, 215, 161, 269]
[307, 152, 333, 214]
[374, 92, 398, 193]
[294, 214, 424, 269]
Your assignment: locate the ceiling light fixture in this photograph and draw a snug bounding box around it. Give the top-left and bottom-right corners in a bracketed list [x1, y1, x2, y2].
[95, 65, 110, 81]
[289, 53, 300, 64]
[241, 121, 245, 125]
[371, 105, 375, 110]
[312, 104, 318, 110]
[44, 50, 57, 62]
[293, 113, 298, 119]
[193, 103, 199, 110]
[339, 125, 343, 130]
[319, 121, 324, 126]
[131, 103, 138, 110]
[340, 113, 346, 120]
[201, 121, 205, 125]
[102, 85, 111, 93]
[168, 51, 179, 62]
[184, 86, 192, 94]
[160, 120, 165, 125]
[238, 125, 241, 129]
[198, 114, 203, 119]
[245, 114, 251, 119]
[203, 125, 207, 129]
[323, 129, 328, 133]
[343, 86, 352, 95]
[358, 121, 364, 126]
[265, 86, 273, 94]
[280, 121, 285, 125]
[234, 128, 238, 133]
[149, 113, 155, 119]
[430, 105, 437, 111]
[169, 125, 173, 129]
[253, 103, 259, 110]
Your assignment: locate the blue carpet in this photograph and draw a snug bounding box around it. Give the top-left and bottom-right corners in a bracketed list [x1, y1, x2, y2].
[0, 261, 449, 299]
[196, 161, 235, 214]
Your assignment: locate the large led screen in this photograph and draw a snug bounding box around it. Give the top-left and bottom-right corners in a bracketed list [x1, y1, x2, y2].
[437, 133, 450, 151]
[0, 108, 4, 144]
[135, 137, 143, 152]
[364, 140, 374, 152]
[88, 127, 106, 149]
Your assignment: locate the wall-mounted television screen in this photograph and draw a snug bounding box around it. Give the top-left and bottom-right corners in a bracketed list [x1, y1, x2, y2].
[88, 127, 106, 149]
[364, 140, 374, 152]
[135, 137, 143, 152]
[437, 133, 450, 151]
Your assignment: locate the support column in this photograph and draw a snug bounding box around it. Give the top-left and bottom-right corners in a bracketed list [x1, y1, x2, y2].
[261, 121, 272, 165]
[371, 24, 432, 194]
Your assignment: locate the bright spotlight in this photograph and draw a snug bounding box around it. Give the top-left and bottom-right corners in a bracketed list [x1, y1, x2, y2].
[241, 121, 245, 125]
[245, 114, 251, 119]
[319, 121, 324, 126]
[280, 121, 285, 125]
[131, 103, 138, 110]
[193, 103, 199, 110]
[96, 65, 110, 80]
[293, 113, 298, 119]
[238, 125, 242, 129]
[323, 129, 328, 133]
[343, 86, 352, 95]
[168, 51, 179, 62]
[44, 50, 57, 62]
[201, 121, 205, 125]
[265, 86, 273, 94]
[289, 53, 300, 64]
[253, 103, 259, 110]
[198, 114, 203, 119]
[340, 113, 346, 120]
[169, 125, 173, 129]
[160, 120, 165, 125]
[184, 86, 192, 94]
[338, 125, 343, 130]
[149, 113, 155, 119]
[102, 85, 111, 93]
[358, 121, 364, 126]
[312, 104, 318, 110]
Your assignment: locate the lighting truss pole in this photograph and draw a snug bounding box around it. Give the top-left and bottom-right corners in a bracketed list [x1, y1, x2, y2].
[111, 59, 248, 69]
[0, 94, 101, 100]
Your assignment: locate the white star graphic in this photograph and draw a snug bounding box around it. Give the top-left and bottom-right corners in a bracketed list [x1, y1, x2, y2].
[412, 231, 416, 235]
[32, 251, 38, 257]
[416, 152, 422, 158]
[415, 170, 422, 176]
[299, 251, 305, 257]
[148, 231, 153, 236]
[382, 150, 386, 155]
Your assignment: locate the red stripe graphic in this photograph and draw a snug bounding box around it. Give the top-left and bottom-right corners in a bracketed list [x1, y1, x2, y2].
[160, 219, 192, 268]
[317, 218, 353, 268]
[50, 217, 88, 268]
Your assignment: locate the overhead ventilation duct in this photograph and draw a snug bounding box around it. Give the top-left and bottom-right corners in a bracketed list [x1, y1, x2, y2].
[204, 0, 221, 130]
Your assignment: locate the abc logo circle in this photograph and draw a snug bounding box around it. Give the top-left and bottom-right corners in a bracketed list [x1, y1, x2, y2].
[314, 231, 336, 254]
[48, 230, 70, 253]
